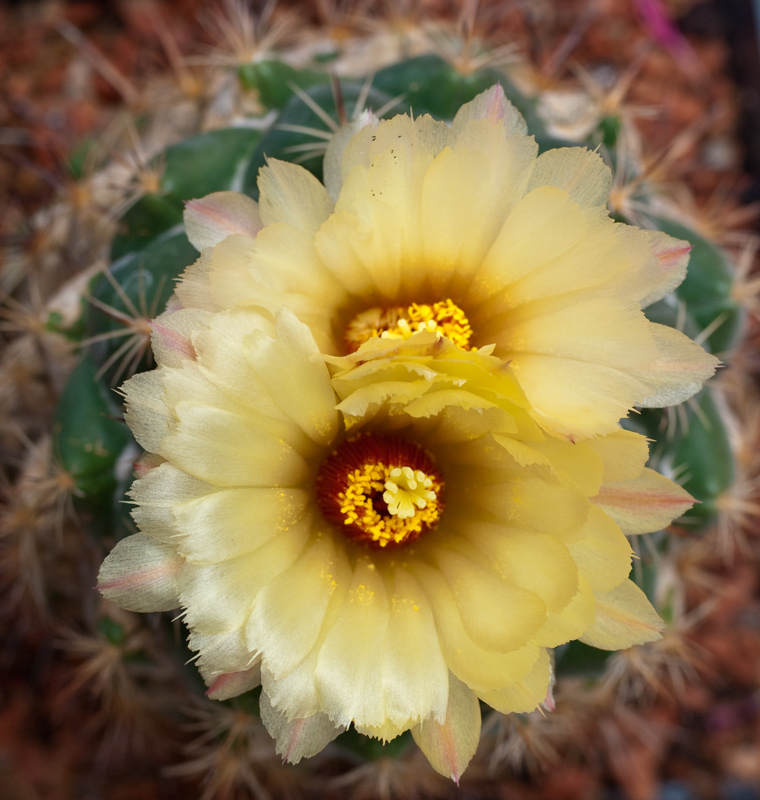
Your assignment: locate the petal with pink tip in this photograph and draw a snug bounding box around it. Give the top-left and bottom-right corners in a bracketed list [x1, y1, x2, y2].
[98, 532, 182, 612]
[259, 693, 345, 763]
[411, 672, 481, 784]
[184, 191, 262, 251]
[593, 467, 694, 534]
[206, 662, 262, 701]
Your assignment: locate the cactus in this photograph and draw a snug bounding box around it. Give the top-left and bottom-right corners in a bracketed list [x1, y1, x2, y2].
[3, 3, 758, 797]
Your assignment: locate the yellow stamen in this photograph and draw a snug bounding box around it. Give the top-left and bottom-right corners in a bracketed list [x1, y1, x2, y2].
[316, 435, 444, 549]
[344, 298, 475, 352]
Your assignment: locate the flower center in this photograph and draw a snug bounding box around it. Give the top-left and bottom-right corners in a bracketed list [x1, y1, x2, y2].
[316, 435, 444, 548]
[344, 298, 474, 352]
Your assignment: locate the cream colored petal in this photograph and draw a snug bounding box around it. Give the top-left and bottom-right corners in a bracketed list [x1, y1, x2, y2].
[184, 191, 262, 251]
[130, 462, 212, 543]
[581, 580, 665, 649]
[206, 231, 344, 323]
[354, 719, 409, 743]
[260, 693, 345, 764]
[567, 506, 633, 593]
[122, 370, 172, 454]
[488, 211, 633, 309]
[174, 249, 221, 312]
[160, 402, 308, 487]
[314, 559, 390, 729]
[174, 487, 309, 563]
[411, 672, 481, 784]
[150, 308, 208, 367]
[258, 158, 333, 232]
[178, 516, 311, 634]
[189, 627, 256, 676]
[619, 228, 692, 308]
[324, 109, 379, 200]
[525, 147, 612, 208]
[246, 533, 349, 679]
[433, 548, 546, 653]
[594, 467, 694, 535]
[478, 648, 552, 714]
[362, 113, 451, 168]
[254, 310, 340, 444]
[98, 533, 182, 612]
[378, 567, 449, 727]
[194, 308, 339, 445]
[634, 324, 719, 408]
[451, 84, 527, 136]
[585, 429, 650, 483]
[206, 663, 262, 701]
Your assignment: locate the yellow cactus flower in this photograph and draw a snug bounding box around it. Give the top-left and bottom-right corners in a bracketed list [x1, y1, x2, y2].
[180, 84, 717, 439]
[98, 309, 693, 780]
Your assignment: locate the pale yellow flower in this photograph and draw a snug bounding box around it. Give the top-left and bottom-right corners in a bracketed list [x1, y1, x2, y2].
[98, 309, 693, 780]
[179, 85, 717, 439]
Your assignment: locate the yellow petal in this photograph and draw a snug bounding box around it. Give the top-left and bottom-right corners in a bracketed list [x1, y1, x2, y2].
[411, 672, 481, 784]
[581, 580, 665, 649]
[411, 561, 544, 693]
[525, 147, 612, 208]
[532, 572, 596, 647]
[420, 132, 537, 295]
[433, 548, 546, 653]
[585, 429, 650, 483]
[479, 648, 552, 714]
[161, 401, 308, 487]
[258, 158, 333, 232]
[149, 308, 208, 367]
[189, 627, 256, 677]
[567, 506, 633, 592]
[458, 522, 579, 614]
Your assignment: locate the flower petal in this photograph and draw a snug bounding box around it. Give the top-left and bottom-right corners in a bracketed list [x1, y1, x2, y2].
[411, 672, 481, 784]
[594, 467, 694, 534]
[259, 693, 345, 764]
[634, 323, 719, 408]
[566, 506, 633, 592]
[98, 533, 182, 612]
[525, 147, 612, 208]
[184, 191, 262, 251]
[478, 648, 552, 714]
[581, 580, 665, 649]
[206, 663, 262, 700]
[259, 158, 333, 233]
